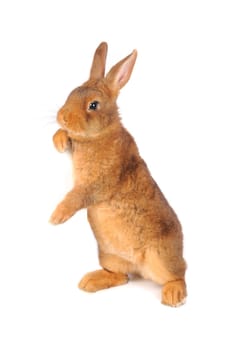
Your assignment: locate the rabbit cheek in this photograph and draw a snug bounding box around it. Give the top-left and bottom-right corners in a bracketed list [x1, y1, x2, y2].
[84, 113, 100, 134]
[71, 115, 89, 135]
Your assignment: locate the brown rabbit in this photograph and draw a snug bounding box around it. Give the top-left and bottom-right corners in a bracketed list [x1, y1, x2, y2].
[50, 42, 187, 307]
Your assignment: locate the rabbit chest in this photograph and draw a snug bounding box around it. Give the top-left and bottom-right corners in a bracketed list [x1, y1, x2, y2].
[71, 136, 123, 191]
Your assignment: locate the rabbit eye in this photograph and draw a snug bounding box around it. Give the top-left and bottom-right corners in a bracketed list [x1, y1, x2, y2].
[88, 101, 99, 111]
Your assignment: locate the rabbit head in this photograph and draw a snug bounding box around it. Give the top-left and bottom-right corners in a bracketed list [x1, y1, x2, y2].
[57, 42, 137, 138]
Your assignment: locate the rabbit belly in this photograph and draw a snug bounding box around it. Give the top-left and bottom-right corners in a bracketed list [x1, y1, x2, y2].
[87, 204, 146, 263]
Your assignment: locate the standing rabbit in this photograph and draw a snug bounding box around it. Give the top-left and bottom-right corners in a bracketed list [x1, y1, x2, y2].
[50, 42, 187, 307]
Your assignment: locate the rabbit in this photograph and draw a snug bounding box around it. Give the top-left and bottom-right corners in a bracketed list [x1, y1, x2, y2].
[50, 42, 187, 307]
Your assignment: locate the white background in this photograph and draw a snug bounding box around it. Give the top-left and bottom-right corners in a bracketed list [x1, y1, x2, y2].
[0, 0, 233, 349]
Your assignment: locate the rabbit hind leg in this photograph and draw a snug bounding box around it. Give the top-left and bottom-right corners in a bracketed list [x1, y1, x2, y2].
[142, 248, 187, 307]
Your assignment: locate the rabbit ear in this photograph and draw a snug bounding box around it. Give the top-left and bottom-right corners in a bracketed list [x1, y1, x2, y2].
[105, 50, 137, 91]
[89, 42, 108, 80]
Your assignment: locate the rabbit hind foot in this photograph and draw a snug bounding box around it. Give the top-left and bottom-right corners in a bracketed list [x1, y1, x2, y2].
[162, 279, 187, 307]
[78, 269, 128, 292]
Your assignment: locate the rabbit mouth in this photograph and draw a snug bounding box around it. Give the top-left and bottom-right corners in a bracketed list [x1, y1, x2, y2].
[57, 110, 87, 136]
[67, 129, 87, 138]
[67, 127, 101, 139]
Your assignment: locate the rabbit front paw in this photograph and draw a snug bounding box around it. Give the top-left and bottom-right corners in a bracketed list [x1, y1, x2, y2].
[49, 203, 74, 225]
[53, 129, 71, 152]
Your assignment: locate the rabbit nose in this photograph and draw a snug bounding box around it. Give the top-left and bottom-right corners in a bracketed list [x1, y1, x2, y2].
[58, 108, 69, 125]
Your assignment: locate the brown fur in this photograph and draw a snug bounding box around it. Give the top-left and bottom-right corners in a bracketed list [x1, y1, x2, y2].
[50, 42, 187, 307]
